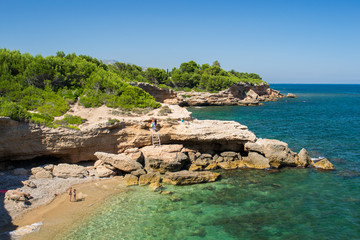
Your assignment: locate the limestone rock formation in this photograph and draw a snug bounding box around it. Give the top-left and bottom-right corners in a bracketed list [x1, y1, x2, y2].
[96, 165, 116, 178]
[313, 158, 334, 170]
[243, 152, 270, 169]
[297, 148, 313, 167]
[34, 170, 53, 179]
[249, 139, 299, 168]
[163, 170, 221, 185]
[94, 152, 143, 173]
[140, 145, 189, 173]
[52, 164, 89, 178]
[138, 172, 161, 185]
[124, 174, 139, 186]
[5, 190, 31, 202]
[135, 82, 177, 103]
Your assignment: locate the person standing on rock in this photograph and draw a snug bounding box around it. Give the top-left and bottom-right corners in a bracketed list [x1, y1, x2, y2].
[68, 187, 72, 202]
[151, 118, 156, 132]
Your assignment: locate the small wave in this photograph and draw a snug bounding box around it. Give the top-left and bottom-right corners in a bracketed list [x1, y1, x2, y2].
[8, 221, 42, 239]
[311, 156, 325, 162]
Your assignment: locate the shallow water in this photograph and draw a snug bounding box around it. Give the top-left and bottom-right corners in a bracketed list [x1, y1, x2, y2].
[59, 84, 360, 239]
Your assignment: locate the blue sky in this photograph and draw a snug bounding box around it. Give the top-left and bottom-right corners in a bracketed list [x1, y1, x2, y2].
[1, 0, 359, 83]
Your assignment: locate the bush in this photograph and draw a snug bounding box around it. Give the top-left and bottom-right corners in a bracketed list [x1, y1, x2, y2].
[0, 101, 29, 121]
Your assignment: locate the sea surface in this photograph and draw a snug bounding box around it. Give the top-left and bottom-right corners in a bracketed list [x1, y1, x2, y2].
[59, 84, 360, 240]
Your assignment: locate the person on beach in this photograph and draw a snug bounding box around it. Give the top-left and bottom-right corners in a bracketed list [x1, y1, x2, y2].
[73, 189, 77, 202]
[68, 187, 72, 202]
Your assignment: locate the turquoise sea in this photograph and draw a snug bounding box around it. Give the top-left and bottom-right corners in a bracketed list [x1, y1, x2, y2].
[60, 84, 360, 240]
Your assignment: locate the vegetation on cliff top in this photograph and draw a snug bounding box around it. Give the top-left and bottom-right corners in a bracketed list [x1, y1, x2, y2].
[109, 60, 265, 92]
[0, 49, 265, 125]
[0, 49, 160, 126]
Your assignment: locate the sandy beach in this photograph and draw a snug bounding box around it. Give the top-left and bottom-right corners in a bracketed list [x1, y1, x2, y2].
[12, 176, 128, 240]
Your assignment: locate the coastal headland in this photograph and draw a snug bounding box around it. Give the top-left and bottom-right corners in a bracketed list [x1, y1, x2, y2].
[0, 83, 334, 238]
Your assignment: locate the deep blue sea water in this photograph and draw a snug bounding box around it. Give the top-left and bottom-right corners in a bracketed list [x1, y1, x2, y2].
[60, 84, 360, 240]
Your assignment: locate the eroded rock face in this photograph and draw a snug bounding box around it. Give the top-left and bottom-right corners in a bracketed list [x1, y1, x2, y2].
[173, 83, 282, 107]
[163, 170, 221, 185]
[141, 145, 189, 173]
[53, 164, 89, 178]
[136, 82, 177, 103]
[94, 152, 143, 173]
[243, 152, 270, 169]
[313, 158, 334, 170]
[249, 139, 299, 168]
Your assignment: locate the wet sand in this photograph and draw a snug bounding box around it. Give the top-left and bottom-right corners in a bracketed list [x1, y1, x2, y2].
[13, 176, 128, 240]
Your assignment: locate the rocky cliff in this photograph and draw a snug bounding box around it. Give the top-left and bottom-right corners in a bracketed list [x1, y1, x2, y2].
[136, 82, 284, 106]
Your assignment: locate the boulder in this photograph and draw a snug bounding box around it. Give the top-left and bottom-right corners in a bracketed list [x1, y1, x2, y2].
[246, 89, 259, 100]
[96, 165, 116, 178]
[140, 145, 189, 173]
[163, 170, 221, 185]
[94, 160, 103, 168]
[12, 168, 28, 176]
[35, 170, 53, 179]
[124, 174, 139, 186]
[243, 152, 270, 169]
[94, 152, 143, 173]
[149, 182, 162, 192]
[255, 139, 298, 168]
[313, 158, 334, 170]
[53, 164, 89, 178]
[31, 167, 44, 175]
[218, 161, 245, 170]
[130, 169, 146, 177]
[245, 142, 264, 154]
[138, 172, 161, 185]
[6, 190, 31, 202]
[297, 148, 313, 167]
[124, 148, 144, 164]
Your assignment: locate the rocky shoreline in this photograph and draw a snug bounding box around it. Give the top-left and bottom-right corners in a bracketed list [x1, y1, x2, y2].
[136, 82, 291, 106]
[0, 102, 334, 232]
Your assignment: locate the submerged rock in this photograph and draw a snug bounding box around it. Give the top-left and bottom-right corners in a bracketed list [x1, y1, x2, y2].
[163, 170, 220, 185]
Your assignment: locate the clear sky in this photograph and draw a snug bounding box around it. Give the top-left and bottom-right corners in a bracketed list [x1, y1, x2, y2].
[1, 0, 359, 83]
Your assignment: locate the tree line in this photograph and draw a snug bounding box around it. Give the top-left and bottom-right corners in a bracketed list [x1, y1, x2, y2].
[0, 49, 265, 126]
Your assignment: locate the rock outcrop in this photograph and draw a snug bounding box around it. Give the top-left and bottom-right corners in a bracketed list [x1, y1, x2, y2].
[135, 82, 177, 103]
[313, 158, 334, 170]
[141, 145, 189, 173]
[52, 164, 89, 178]
[161, 82, 284, 107]
[94, 152, 143, 173]
[163, 170, 221, 185]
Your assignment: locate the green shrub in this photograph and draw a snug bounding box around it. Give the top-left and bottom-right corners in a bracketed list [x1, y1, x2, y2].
[0, 101, 29, 121]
